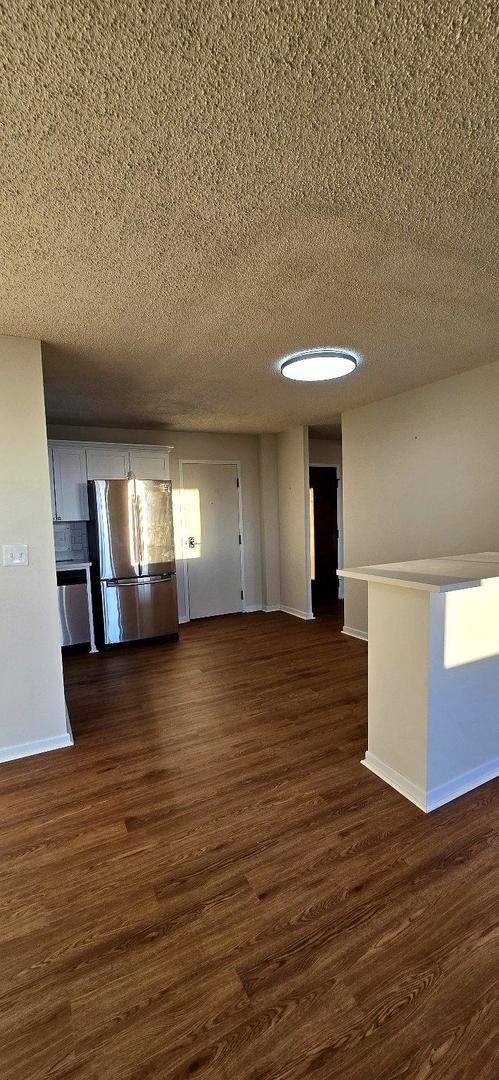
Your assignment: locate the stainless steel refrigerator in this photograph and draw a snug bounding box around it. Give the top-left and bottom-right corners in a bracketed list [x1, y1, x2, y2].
[88, 479, 178, 646]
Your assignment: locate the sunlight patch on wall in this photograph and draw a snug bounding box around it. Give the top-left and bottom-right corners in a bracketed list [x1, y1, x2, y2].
[173, 487, 202, 560]
[444, 580, 499, 668]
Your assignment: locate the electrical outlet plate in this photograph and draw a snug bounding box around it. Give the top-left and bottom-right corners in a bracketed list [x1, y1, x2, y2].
[3, 544, 29, 566]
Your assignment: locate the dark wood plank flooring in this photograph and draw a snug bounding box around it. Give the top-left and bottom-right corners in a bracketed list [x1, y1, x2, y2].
[0, 610, 498, 1079]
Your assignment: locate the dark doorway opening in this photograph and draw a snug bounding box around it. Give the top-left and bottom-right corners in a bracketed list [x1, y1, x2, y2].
[309, 466, 340, 617]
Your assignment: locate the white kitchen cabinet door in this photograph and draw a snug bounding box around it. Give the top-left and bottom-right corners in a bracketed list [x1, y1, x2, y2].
[86, 448, 129, 480]
[129, 450, 170, 480]
[49, 450, 57, 520]
[52, 446, 89, 521]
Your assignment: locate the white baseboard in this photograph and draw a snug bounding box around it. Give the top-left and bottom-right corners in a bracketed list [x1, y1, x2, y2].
[180, 605, 314, 621]
[362, 751, 499, 813]
[426, 757, 499, 812]
[362, 752, 427, 811]
[0, 732, 73, 765]
[65, 702, 74, 742]
[342, 625, 368, 641]
[180, 609, 262, 621]
[280, 605, 314, 621]
[252, 604, 315, 620]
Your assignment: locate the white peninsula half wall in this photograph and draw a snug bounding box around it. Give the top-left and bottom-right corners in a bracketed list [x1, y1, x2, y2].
[339, 554, 499, 813]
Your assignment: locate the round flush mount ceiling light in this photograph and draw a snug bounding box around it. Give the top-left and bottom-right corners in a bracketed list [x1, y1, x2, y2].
[280, 347, 360, 381]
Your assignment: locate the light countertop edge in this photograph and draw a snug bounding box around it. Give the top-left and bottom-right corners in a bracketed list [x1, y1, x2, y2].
[337, 553, 499, 592]
[337, 569, 481, 593]
[56, 560, 92, 571]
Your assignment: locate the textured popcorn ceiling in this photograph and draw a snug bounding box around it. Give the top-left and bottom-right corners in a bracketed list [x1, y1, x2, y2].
[1, 1, 497, 432]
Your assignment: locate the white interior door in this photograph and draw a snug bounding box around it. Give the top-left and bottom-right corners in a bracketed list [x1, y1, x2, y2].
[181, 462, 243, 619]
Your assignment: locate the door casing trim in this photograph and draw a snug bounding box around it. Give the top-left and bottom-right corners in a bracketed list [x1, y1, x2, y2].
[178, 459, 245, 622]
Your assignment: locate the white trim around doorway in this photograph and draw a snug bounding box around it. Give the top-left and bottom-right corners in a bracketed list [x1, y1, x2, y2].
[178, 459, 246, 623]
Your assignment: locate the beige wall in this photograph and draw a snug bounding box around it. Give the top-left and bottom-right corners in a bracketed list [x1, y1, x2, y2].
[342, 361, 499, 634]
[258, 435, 281, 609]
[1, 338, 68, 755]
[368, 581, 430, 790]
[48, 424, 263, 621]
[309, 438, 342, 468]
[277, 426, 312, 618]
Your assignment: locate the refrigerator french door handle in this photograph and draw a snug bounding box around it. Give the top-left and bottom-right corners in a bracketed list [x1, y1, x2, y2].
[132, 479, 143, 576]
[106, 574, 173, 587]
[140, 573, 174, 584]
[109, 580, 141, 587]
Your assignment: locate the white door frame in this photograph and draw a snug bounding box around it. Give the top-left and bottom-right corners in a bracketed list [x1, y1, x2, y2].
[178, 459, 246, 622]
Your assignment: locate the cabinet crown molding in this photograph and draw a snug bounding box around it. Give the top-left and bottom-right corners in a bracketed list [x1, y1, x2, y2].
[48, 439, 174, 453]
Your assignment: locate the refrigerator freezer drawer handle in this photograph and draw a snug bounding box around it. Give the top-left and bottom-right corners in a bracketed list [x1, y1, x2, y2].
[140, 574, 174, 584]
[106, 575, 174, 586]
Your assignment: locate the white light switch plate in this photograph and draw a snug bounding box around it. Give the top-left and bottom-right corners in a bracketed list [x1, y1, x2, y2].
[3, 544, 29, 566]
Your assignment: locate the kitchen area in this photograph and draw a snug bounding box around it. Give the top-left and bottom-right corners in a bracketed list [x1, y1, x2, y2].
[50, 440, 179, 653]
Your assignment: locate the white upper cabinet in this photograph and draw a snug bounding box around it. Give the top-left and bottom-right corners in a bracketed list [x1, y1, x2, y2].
[86, 448, 129, 480]
[129, 450, 170, 480]
[49, 454, 57, 520]
[48, 441, 173, 522]
[51, 445, 89, 521]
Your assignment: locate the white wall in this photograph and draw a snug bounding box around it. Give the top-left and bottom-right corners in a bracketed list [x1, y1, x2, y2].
[342, 361, 499, 634]
[47, 425, 263, 621]
[277, 426, 312, 618]
[0, 337, 68, 759]
[258, 435, 281, 609]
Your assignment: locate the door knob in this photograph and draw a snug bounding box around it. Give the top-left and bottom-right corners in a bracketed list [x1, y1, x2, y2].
[187, 536, 197, 549]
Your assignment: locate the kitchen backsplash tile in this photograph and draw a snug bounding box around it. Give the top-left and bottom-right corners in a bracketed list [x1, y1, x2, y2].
[54, 521, 89, 562]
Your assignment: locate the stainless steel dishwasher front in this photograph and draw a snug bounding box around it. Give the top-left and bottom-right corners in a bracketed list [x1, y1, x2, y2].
[56, 569, 90, 646]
